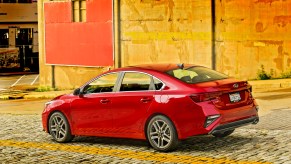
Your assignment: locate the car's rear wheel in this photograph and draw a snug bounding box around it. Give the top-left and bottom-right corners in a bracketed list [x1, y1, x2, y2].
[147, 115, 179, 152]
[48, 112, 74, 142]
[212, 129, 235, 138]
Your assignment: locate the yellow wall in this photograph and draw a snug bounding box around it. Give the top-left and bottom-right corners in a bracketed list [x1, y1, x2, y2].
[216, 0, 291, 79]
[120, 0, 212, 68]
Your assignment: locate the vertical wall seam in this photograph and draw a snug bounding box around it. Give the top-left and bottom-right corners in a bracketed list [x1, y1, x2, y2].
[211, 0, 216, 70]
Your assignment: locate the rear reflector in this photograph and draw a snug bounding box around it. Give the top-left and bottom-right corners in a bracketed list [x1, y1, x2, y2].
[204, 115, 220, 128]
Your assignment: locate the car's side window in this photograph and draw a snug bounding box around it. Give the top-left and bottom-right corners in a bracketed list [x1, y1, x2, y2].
[83, 73, 118, 94]
[120, 72, 152, 91]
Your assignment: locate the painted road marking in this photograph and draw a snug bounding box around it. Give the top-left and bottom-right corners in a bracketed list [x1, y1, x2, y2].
[30, 75, 39, 85]
[11, 75, 26, 87]
[0, 139, 270, 164]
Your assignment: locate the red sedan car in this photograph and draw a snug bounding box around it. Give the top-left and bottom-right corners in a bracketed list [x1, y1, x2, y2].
[42, 64, 259, 152]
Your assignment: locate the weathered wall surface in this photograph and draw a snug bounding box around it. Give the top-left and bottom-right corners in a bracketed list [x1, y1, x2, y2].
[216, 0, 291, 79]
[120, 0, 213, 68]
[120, 0, 291, 80]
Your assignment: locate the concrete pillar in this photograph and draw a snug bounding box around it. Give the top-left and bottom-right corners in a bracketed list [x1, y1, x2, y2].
[8, 28, 17, 48]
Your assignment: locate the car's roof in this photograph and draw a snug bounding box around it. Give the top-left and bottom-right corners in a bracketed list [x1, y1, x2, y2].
[116, 63, 197, 73]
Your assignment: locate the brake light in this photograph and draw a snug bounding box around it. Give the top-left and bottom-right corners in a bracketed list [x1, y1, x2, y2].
[190, 92, 222, 102]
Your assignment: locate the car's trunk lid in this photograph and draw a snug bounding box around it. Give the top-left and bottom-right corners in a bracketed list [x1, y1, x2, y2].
[189, 78, 254, 109]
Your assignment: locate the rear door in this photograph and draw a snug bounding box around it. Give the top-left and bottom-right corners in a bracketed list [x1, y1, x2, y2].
[110, 72, 156, 138]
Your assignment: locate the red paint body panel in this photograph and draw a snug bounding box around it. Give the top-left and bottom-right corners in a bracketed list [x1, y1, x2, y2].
[44, 0, 113, 66]
[42, 64, 259, 141]
[69, 93, 114, 136]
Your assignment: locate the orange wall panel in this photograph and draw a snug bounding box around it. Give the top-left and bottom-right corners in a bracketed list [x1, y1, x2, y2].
[44, 2, 72, 23]
[87, 0, 112, 22]
[44, 0, 113, 67]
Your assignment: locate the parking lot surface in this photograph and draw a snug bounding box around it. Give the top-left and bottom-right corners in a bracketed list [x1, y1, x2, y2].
[0, 74, 39, 90]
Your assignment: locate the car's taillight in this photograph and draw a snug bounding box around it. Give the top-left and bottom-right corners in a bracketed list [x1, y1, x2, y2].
[190, 92, 222, 102]
[204, 115, 220, 128]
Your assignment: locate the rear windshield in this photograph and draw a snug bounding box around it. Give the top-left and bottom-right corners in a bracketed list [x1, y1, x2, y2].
[166, 66, 228, 84]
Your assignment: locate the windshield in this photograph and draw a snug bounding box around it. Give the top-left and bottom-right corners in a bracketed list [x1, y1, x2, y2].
[166, 66, 228, 84]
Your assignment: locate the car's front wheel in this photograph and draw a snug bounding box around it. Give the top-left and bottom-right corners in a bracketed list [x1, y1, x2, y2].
[212, 129, 235, 138]
[48, 112, 74, 142]
[147, 115, 179, 152]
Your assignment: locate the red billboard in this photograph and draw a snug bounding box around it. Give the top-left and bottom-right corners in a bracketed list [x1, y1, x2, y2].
[44, 0, 113, 67]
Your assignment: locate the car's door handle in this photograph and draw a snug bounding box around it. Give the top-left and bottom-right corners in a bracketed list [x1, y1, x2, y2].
[140, 97, 151, 103]
[100, 99, 110, 104]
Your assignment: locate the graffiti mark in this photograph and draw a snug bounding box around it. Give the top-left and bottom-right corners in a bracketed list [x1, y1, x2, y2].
[255, 0, 280, 6]
[274, 45, 291, 70]
[225, 0, 237, 3]
[220, 17, 245, 25]
[255, 22, 269, 33]
[257, 40, 283, 46]
[273, 16, 291, 27]
[141, 0, 175, 21]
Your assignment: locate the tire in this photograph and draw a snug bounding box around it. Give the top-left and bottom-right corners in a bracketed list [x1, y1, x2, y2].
[146, 115, 179, 152]
[48, 112, 74, 143]
[212, 129, 235, 138]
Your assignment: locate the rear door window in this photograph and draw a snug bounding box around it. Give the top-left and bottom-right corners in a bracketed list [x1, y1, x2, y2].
[120, 72, 152, 91]
[166, 66, 228, 84]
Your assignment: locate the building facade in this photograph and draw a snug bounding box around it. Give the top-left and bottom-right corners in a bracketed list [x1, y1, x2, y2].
[38, 0, 291, 89]
[0, 0, 38, 72]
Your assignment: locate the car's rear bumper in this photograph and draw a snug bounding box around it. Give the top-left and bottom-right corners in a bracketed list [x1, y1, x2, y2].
[209, 116, 259, 135]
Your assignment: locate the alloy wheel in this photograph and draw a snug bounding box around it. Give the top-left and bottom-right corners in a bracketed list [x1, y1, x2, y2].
[50, 115, 67, 140]
[149, 119, 172, 149]
[48, 112, 74, 143]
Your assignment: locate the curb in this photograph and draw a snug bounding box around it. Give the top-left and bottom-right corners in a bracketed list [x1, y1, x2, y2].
[249, 79, 291, 92]
[0, 90, 72, 100]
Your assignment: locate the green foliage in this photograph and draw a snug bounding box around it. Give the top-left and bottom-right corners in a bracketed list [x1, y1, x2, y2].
[35, 86, 62, 92]
[281, 69, 291, 78]
[257, 65, 272, 80]
[35, 86, 52, 92]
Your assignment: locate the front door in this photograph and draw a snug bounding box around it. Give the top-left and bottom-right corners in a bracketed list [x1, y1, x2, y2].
[70, 72, 118, 136]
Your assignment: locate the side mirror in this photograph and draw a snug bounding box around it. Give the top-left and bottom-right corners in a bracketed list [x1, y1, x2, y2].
[73, 88, 81, 96]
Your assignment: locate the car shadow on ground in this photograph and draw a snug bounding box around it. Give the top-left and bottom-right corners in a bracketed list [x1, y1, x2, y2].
[72, 136, 150, 148]
[178, 135, 257, 152]
[67, 133, 259, 152]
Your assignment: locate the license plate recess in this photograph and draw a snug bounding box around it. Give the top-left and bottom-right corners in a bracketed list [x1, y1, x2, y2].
[229, 92, 241, 103]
